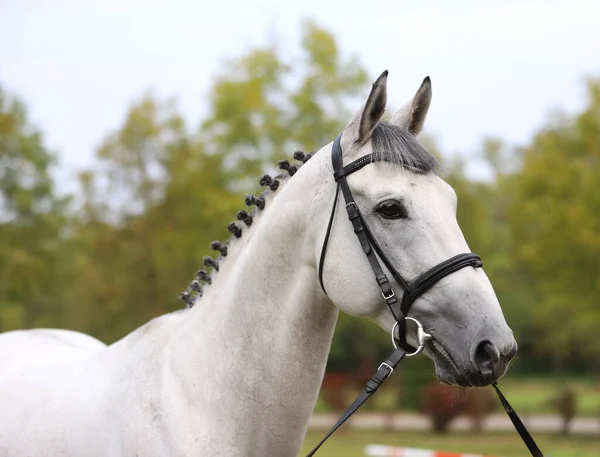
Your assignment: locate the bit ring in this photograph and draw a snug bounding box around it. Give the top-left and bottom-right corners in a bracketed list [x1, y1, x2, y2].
[391, 317, 432, 357]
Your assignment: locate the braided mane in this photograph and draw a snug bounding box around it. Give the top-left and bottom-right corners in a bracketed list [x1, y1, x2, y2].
[179, 151, 313, 308]
[180, 122, 439, 307]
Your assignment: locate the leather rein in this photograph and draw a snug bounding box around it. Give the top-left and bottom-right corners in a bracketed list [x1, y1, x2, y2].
[306, 134, 544, 457]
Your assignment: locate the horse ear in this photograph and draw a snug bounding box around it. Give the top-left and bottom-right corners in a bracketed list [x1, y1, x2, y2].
[344, 70, 388, 145]
[391, 76, 432, 136]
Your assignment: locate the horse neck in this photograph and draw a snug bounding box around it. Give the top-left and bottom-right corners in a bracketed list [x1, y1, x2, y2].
[167, 150, 339, 453]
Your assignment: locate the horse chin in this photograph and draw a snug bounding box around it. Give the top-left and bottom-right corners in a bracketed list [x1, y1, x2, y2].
[426, 340, 497, 388]
[433, 364, 471, 387]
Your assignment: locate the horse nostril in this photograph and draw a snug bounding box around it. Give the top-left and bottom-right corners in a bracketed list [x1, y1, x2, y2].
[474, 340, 500, 374]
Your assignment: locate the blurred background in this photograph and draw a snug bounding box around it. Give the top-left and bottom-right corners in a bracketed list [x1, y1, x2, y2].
[1, 1, 600, 455]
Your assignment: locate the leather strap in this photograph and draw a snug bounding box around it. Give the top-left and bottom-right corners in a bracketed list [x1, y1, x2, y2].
[493, 383, 545, 457]
[318, 184, 340, 294]
[305, 347, 406, 457]
[399, 253, 482, 315]
[333, 152, 378, 182]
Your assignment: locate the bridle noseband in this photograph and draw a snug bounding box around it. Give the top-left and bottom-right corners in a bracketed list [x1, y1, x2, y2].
[318, 133, 482, 351]
[307, 133, 544, 457]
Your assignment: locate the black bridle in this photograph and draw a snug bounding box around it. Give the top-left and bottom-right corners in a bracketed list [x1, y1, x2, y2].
[318, 133, 482, 350]
[306, 133, 544, 457]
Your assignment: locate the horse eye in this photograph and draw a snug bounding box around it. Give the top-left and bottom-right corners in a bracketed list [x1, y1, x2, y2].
[376, 200, 408, 219]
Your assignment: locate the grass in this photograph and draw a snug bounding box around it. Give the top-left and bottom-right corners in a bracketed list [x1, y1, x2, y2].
[300, 430, 600, 457]
[497, 376, 600, 417]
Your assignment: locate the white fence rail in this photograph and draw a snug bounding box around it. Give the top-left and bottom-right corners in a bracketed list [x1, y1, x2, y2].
[364, 444, 499, 457]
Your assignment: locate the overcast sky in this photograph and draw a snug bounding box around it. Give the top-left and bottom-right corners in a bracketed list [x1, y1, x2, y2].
[2, 0, 599, 189]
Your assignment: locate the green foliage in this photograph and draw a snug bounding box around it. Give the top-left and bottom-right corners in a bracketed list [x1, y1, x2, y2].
[201, 20, 367, 186]
[444, 139, 538, 362]
[0, 89, 55, 221]
[201, 47, 289, 180]
[68, 94, 241, 340]
[328, 313, 390, 372]
[289, 21, 368, 151]
[0, 85, 71, 330]
[509, 78, 600, 361]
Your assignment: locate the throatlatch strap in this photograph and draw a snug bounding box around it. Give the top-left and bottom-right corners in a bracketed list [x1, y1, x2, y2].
[305, 347, 406, 457]
[493, 383, 545, 457]
[318, 184, 340, 294]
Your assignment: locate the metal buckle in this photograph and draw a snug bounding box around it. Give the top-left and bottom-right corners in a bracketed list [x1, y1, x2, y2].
[378, 362, 394, 377]
[345, 202, 357, 210]
[391, 317, 432, 357]
[381, 289, 395, 300]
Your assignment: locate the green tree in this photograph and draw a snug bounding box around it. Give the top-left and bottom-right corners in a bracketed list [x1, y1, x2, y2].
[70, 94, 241, 341]
[444, 140, 538, 367]
[201, 19, 367, 186]
[288, 21, 368, 151]
[509, 78, 600, 364]
[0, 84, 71, 330]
